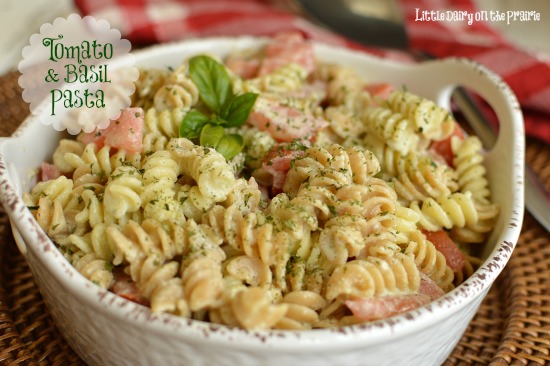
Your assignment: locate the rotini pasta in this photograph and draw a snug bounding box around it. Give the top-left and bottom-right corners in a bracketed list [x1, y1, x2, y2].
[404, 230, 455, 291]
[142, 108, 188, 153]
[452, 135, 491, 203]
[140, 150, 186, 224]
[326, 253, 420, 301]
[235, 63, 308, 94]
[24, 176, 77, 244]
[169, 138, 236, 202]
[52, 139, 85, 173]
[64, 249, 114, 289]
[132, 67, 171, 109]
[385, 89, 455, 141]
[361, 106, 419, 154]
[410, 192, 479, 231]
[274, 291, 327, 330]
[103, 165, 144, 222]
[153, 65, 199, 111]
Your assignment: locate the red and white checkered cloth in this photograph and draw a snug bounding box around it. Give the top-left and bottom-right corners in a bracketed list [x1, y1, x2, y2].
[75, 0, 550, 144]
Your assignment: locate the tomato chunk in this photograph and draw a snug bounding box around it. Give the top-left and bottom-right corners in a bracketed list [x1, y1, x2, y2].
[423, 230, 465, 272]
[365, 83, 394, 103]
[79, 107, 144, 154]
[79, 129, 106, 148]
[225, 54, 261, 79]
[345, 294, 431, 321]
[262, 141, 307, 194]
[40, 162, 61, 182]
[429, 122, 465, 167]
[248, 97, 328, 142]
[110, 269, 149, 306]
[418, 272, 445, 300]
[259, 32, 316, 76]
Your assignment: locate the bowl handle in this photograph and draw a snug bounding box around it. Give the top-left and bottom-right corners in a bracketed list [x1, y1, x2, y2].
[0, 137, 30, 257]
[425, 57, 526, 250]
[427, 57, 525, 156]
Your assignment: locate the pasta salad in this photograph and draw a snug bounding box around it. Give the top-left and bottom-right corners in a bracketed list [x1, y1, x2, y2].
[24, 32, 499, 330]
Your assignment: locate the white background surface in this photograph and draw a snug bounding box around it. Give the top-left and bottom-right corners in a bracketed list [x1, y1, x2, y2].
[0, 0, 549, 75]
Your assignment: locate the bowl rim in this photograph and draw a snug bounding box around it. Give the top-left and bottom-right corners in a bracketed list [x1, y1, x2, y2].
[0, 35, 525, 349]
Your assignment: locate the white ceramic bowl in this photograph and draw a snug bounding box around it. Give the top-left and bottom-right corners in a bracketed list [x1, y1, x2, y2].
[0, 37, 524, 366]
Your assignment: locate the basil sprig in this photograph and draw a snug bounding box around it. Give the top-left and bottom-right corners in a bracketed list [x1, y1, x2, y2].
[179, 55, 257, 160]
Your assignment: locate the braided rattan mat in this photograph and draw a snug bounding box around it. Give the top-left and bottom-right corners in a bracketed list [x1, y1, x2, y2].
[0, 70, 549, 366]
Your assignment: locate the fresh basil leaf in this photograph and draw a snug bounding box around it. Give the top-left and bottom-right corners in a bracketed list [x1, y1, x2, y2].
[221, 92, 258, 128]
[200, 123, 225, 148]
[215, 134, 244, 160]
[209, 115, 228, 125]
[189, 55, 233, 114]
[179, 110, 209, 139]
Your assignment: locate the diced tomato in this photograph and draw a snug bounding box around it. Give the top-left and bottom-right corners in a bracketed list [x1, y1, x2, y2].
[103, 108, 143, 154]
[262, 141, 307, 194]
[78, 108, 144, 154]
[429, 122, 465, 167]
[259, 32, 315, 76]
[423, 230, 465, 272]
[365, 83, 394, 103]
[40, 162, 61, 182]
[345, 294, 431, 321]
[79, 129, 106, 148]
[110, 269, 149, 306]
[248, 97, 328, 142]
[225, 55, 261, 79]
[418, 272, 445, 300]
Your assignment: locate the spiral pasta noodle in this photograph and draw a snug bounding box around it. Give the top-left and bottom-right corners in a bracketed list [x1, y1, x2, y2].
[450, 201, 500, 244]
[223, 177, 264, 214]
[153, 64, 199, 112]
[410, 192, 478, 231]
[140, 150, 186, 224]
[181, 257, 225, 312]
[241, 125, 276, 168]
[169, 138, 236, 202]
[324, 105, 366, 141]
[404, 230, 455, 291]
[103, 165, 144, 222]
[142, 107, 187, 152]
[64, 249, 114, 290]
[68, 222, 114, 260]
[202, 203, 291, 289]
[385, 89, 455, 141]
[451, 136, 499, 243]
[229, 287, 288, 330]
[315, 63, 365, 108]
[286, 233, 331, 294]
[284, 144, 379, 195]
[274, 291, 327, 330]
[132, 67, 171, 109]
[326, 253, 420, 301]
[106, 219, 218, 315]
[52, 139, 85, 174]
[452, 135, 491, 203]
[24, 176, 77, 243]
[236, 63, 308, 94]
[362, 106, 419, 154]
[72, 185, 105, 229]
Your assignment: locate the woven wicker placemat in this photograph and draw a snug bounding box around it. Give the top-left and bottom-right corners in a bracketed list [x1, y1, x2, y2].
[0, 69, 549, 366]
